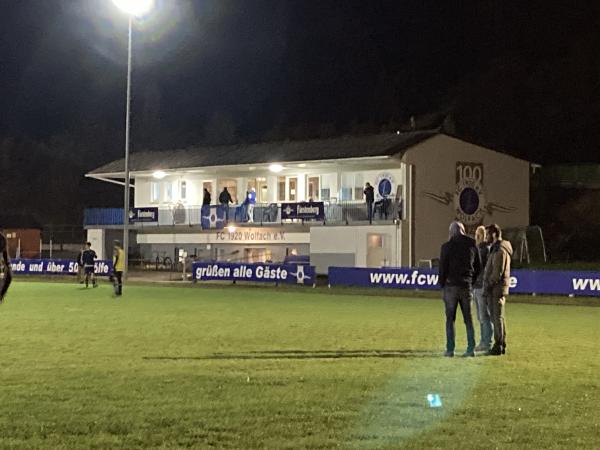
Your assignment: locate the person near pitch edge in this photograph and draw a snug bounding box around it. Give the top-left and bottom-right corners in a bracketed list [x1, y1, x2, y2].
[438, 221, 481, 357]
[111, 240, 125, 296]
[483, 224, 513, 356]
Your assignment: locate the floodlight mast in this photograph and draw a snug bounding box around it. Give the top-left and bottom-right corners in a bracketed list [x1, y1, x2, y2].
[112, 0, 154, 279]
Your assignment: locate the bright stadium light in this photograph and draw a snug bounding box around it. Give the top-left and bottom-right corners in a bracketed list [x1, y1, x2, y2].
[112, 0, 154, 17]
[113, 0, 156, 280]
[269, 163, 283, 173]
[152, 170, 167, 179]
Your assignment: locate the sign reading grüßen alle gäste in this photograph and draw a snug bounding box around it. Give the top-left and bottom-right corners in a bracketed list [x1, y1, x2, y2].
[193, 262, 315, 285]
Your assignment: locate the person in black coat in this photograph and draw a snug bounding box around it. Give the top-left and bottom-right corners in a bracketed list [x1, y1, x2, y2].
[218, 187, 233, 221]
[438, 221, 481, 357]
[202, 188, 211, 206]
[363, 182, 375, 223]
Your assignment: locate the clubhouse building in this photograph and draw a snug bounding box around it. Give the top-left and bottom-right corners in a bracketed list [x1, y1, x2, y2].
[85, 131, 531, 273]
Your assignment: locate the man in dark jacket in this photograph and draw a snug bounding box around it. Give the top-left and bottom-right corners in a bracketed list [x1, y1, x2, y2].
[438, 221, 481, 357]
[202, 188, 211, 207]
[218, 187, 233, 222]
[483, 224, 513, 356]
[363, 182, 375, 223]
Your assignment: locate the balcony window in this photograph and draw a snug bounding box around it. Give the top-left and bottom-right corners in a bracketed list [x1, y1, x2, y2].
[150, 182, 160, 203]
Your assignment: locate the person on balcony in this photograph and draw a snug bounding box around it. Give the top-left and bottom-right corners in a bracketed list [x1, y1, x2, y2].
[363, 182, 375, 223]
[202, 188, 211, 207]
[246, 187, 256, 223]
[219, 187, 233, 222]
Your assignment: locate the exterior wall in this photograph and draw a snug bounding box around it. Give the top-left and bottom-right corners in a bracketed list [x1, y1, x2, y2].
[402, 135, 530, 263]
[3, 229, 41, 259]
[86, 229, 105, 260]
[137, 227, 311, 265]
[310, 225, 400, 274]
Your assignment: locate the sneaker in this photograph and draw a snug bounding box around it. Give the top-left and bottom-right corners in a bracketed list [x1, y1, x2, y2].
[475, 344, 491, 352]
[462, 351, 475, 357]
[443, 351, 454, 357]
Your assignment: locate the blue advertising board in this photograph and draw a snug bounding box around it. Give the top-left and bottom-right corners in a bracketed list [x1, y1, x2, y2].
[129, 207, 159, 223]
[281, 202, 325, 221]
[328, 266, 600, 297]
[192, 262, 315, 285]
[10, 259, 113, 276]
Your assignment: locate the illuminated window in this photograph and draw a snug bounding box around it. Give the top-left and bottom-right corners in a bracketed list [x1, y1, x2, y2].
[180, 181, 187, 200]
[278, 176, 286, 201]
[150, 182, 160, 203]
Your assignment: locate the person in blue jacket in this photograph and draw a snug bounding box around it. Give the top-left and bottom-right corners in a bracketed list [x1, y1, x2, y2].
[246, 187, 256, 223]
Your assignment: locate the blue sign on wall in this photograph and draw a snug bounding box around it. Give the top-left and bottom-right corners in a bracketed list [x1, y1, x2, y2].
[328, 266, 600, 297]
[281, 202, 325, 221]
[129, 207, 159, 223]
[10, 259, 113, 276]
[193, 262, 315, 285]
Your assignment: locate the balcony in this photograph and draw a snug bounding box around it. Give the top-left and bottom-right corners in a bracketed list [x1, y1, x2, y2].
[84, 200, 402, 228]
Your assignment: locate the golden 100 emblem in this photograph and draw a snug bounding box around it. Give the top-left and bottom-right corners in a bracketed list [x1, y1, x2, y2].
[454, 162, 486, 226]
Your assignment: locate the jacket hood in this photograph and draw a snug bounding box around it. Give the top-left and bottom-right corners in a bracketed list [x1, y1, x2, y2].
[498, 239, 513, 256]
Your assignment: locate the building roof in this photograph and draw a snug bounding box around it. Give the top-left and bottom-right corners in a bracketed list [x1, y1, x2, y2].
[88, 131, 438, 175]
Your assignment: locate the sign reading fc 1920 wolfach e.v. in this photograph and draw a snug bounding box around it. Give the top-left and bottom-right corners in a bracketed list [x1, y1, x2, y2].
[10, 259, 113, 276]
[193, 262, 316, 285]
[281, 202, 325, 221]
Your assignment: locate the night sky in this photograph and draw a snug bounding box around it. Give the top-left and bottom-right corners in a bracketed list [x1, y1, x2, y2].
[1, 1, 600, 223]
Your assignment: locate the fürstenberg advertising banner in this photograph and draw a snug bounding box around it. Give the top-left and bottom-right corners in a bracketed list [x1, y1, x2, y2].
[328, 267, 600, 297]
[10, 259, 113, 276]
[193, 262, 316, 286]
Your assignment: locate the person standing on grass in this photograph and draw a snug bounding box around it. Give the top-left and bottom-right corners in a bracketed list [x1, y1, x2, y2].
[81, 242, 98, 288]
[0, 232, 12, 303]
[364, 182, 375, 223]
[438, 221, 481, 357]
[483, 224, 513, 356]
[112, 240, 125, 296]
[473, 225, 493, 352]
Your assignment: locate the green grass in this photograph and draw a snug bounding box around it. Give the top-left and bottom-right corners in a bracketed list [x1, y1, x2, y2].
[0, 281, 599, 449]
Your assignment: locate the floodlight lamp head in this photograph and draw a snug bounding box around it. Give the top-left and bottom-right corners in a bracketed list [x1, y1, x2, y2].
[112, 0, 154, 17]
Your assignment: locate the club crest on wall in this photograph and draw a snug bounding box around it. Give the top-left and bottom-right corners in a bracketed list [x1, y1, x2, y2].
[423, 161, 516, 227]
[375, 173, 394, 199]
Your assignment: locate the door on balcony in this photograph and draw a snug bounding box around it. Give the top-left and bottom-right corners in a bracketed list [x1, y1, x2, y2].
[307, 176, 319, 201]
[367, 234, 385, 268]
[287, 177, 297, 201]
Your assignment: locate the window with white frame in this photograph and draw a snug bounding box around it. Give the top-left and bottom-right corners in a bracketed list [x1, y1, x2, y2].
[165, 181, 173, 202]
[150, 181, 160, 203]
[180, 180, 187, 201]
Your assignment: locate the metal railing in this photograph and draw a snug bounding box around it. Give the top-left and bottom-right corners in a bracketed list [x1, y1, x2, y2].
[84, 200, 403, 227]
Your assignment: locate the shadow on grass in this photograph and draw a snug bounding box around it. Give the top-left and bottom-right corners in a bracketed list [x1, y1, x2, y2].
[143, 349, 439, 361]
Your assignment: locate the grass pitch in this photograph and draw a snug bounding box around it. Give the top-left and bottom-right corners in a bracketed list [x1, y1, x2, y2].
[0, 281, 598, 449]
